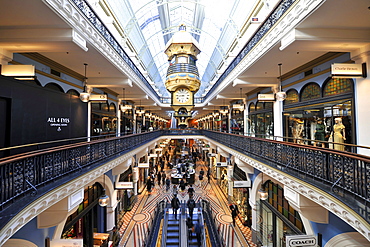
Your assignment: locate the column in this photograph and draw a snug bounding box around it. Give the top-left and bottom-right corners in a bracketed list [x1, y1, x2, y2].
[352, 44, 370, 155]
[227, 162, 234, 199]
[117, 102, 121, 137]
[273, 97, 284, 141]
[133, 167, 139, 195]
[133, 108, 137, 134]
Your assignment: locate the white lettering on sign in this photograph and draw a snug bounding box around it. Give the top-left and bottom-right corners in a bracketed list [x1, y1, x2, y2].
[47, 117, 70, 131]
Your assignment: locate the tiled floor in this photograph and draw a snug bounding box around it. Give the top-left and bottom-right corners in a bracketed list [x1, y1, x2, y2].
[117, 160, 257, 247]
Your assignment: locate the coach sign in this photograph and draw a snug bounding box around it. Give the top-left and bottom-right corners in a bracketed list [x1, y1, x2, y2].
[286, 235, 317, 247]
[331, 63, 366, 78]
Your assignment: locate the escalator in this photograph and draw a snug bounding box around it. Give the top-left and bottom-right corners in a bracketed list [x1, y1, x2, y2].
[165, 208, 181, 246]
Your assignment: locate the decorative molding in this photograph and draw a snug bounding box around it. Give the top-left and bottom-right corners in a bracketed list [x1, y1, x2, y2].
[42, 0, 160, 101]
[0, 141, 152, 246]
[208, 138, 370, 242]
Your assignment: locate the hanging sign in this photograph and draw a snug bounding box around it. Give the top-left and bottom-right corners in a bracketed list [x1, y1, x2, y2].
[116, 181, 134, 189]
[138, 162, 149, 168]
[286, 235, 317, 247]
[331, 63, 366, 78]
[233, 180, 251, 188]
[89, 94, 107, 101]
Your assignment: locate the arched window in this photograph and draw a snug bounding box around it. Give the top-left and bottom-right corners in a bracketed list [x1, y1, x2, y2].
[323, 78, 352, 96]
[44, 82, 64, 93]
[66, 89, 79, 97]
[109, 103, 116, 113]
[249, 102, 255, 112]
[301, 83, 320, 101]
[265, 102, 273, 109]
[285, 89, 299, 104]
[256, 102, 264, 111]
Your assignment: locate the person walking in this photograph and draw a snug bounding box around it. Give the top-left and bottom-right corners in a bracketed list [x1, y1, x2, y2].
[165, 176, 171, 192]
[187, 196, 196, 219]
[194, 218, 203, 246]
[171, 194, 181, 220]
[230, 204, 239, 226]
[187, 184, 195, 198]
[186, 217, 194, 240]
[179, 178, 186, 191]
[146, 176, 154, 194]
[157, 170, 162, 186]
[109, 226, 121, 247]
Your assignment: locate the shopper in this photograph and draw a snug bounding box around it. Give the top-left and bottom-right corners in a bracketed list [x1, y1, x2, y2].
[171, 194, 181, 220]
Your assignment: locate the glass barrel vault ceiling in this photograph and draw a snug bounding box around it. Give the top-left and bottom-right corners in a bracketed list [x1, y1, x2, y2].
[106, 0, 255, 97]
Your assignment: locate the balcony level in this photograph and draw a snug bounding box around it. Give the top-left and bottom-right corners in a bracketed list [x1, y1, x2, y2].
[0, 130, 369, 245]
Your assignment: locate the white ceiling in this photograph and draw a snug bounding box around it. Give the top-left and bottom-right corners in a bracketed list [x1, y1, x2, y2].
[0, 0, 369, 119]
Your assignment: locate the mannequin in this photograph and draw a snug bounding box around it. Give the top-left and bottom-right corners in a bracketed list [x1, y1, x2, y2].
[292, 119, 304, 143]
[314, 119, 325, 147]
[332, 117, 346, 151]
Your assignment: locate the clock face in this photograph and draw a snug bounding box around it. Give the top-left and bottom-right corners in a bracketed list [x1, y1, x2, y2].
[175, 88, 191, 103]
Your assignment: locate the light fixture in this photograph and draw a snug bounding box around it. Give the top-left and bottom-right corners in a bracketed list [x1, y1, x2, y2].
[232, 88, 245, 110]
[275, 63, 286, 101]
[79, 63, 90, 102]
[258, 172, 268, 200]
[120, 88, 133, 112]
[1, 64, 36, 80]
[99, 175, 110, 207]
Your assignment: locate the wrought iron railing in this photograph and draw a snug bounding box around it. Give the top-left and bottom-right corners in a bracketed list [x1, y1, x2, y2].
[0, 131, 161, 229]
[166, 64, 199, 76]
[202, 130, 370, 222]
[0, 129, 369, 231]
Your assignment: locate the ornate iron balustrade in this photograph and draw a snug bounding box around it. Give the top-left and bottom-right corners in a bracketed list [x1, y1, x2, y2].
[0, 131, 160, 228]
[166, 64, 199, 76]
[202, 130, 370, 222]
[204, 0, 296, 98]
[0, 129, 368, 230]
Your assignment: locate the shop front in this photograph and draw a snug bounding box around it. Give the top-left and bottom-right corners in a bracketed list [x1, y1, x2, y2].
[256, 181, 305, 247]
[92, 102, 117, 136]
[232, 164, 252, 226]
[62, 183, 107, 247]
[247, 102, 273, 138]
[283, 78, 354, 151]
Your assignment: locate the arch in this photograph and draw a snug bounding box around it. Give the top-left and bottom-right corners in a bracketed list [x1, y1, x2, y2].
[66, 89, 80, 97]
[109, 102, 116, 113]
[101, 102, 109, 112]
[323, 78, 353, 97]
[325, 232, 369, 247]
[256, 102, 264, 111]
[249, 102, 255, 112]
[44, 82, 65, 93]
[3, 239, 38, 247]
[285, 89, 299, 104]
[300, 82, 321, 101]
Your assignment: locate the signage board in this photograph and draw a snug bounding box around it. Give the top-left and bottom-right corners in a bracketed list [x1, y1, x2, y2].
[258, 94, 275, 101]
[138, 162, 149, 168]
[89, 94, 108, 101]
[286, 235, 317, 247]
[216, 162, 228, 167]
[116, 181, 134, 189]
[149, 153, 157, 158]
[331, 63, 365, 78]
[50, 239, 83, 247]
[233, 180, 251, 188]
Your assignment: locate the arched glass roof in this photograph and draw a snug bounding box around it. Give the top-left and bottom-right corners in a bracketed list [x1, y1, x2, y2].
[107, 0, 254, 97]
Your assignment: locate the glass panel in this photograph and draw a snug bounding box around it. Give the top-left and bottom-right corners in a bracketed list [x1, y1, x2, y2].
[323, 78, 352, 96]
[301, 83, 321, 101]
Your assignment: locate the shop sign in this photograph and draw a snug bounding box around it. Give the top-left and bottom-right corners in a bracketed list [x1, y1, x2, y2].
[89, 94, 107, 101]
[216, 162, 228, 166]
[258, 94, 275, 102]
[233, 180, 251, 188]
[47, 117, 70, 132]
[149, 153, 157, 157]
[331, 63, 365, 78]
[116, 181, 134, 189]
[138, 162, 149, 168]
[286, 235, 317, 247]
[50, 239, 83, 247]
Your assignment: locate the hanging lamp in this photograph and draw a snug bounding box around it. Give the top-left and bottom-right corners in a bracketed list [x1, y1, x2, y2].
[79, 63, 90, 102]
[275, 63, 286, 101]
[99, 175, 110, 207]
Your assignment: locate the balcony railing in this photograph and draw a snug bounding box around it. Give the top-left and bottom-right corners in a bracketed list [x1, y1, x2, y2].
[166, 64, 199, 76]
[0, 129, 368, 231]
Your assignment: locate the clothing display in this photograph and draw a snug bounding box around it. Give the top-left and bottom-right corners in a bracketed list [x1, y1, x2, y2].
[332, 118, 345, 151]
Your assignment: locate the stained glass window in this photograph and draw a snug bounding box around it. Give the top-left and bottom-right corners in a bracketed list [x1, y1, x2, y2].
[323, 78, 352, 96]
[301, 83, 321, 101]
[285, 89, 299, 104]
